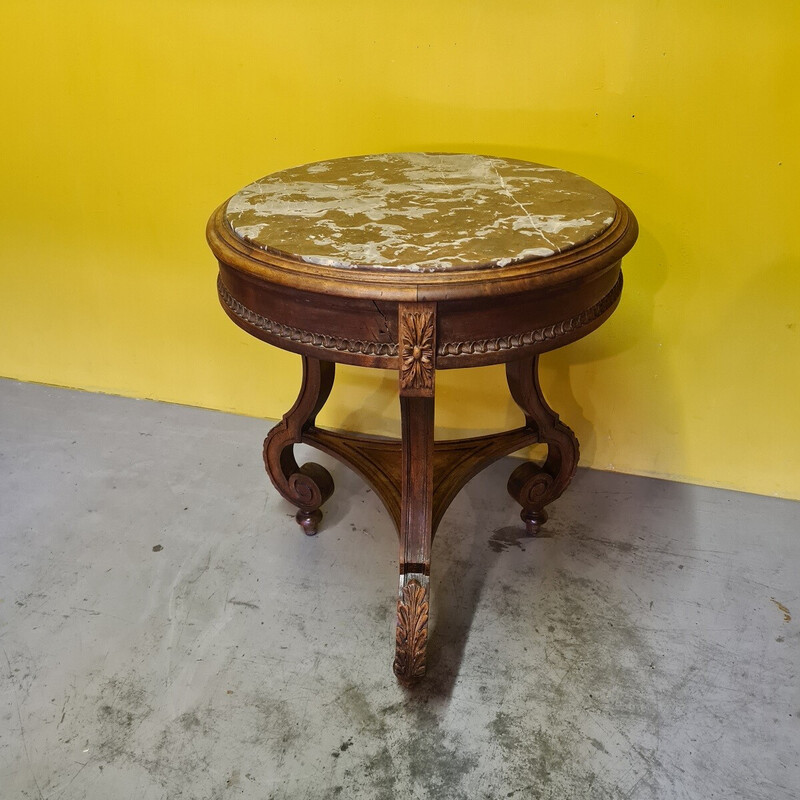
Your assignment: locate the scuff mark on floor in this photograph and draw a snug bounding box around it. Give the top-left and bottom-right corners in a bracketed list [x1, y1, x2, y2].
[770, 598, 791, 622]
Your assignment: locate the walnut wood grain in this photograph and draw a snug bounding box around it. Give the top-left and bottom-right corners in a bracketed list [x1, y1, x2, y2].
[302, 426, 542, 537]
[217, 262, 623, 370]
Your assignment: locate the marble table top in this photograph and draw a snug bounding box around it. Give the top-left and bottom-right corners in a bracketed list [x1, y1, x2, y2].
[225, 153, 617, 273]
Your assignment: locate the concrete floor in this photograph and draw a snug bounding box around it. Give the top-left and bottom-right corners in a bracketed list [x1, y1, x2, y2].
[0, 379, 798, 800]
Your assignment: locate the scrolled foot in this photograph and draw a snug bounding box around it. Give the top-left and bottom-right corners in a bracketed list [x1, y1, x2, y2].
[506, 357, 579, 533]
[264, 435, 334, 533]
[261, 356, 336, 535]
[286, 461, 334, 516]
[393, 574, 429, 685]
[508, 461, 555, 533]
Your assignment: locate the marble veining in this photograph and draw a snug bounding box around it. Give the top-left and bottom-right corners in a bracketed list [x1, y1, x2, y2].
[225, 153, 617, 272]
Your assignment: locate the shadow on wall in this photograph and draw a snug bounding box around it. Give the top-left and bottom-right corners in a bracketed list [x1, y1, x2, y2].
[537, 222, 670, 470]
[336, 367, 401, 438]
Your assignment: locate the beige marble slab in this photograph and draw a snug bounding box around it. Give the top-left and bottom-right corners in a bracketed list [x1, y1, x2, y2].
[225, 153, 617, 272]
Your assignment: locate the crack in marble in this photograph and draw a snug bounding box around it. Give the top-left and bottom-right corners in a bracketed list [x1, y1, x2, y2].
[489, 160, 559, 253]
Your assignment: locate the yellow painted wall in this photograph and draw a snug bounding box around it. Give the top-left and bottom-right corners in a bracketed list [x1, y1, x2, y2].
[1, 2, 798, 500]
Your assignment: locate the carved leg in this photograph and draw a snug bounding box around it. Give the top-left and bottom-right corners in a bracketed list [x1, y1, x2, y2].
[393, 395, 434, 684]
[393, 303, 435, 684]
[263, 356, 335, 535]
[506, 356, 579, 534]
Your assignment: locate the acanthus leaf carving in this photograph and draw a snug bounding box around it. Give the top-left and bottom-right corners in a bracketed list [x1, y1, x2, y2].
[393, 577, 429, 684]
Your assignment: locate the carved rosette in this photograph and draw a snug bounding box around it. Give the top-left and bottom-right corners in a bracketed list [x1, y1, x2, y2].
[399, 304, 436, 396]
[393, 576, 430, 684]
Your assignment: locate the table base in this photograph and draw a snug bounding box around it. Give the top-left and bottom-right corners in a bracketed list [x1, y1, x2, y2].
[262, 353, 578, 684]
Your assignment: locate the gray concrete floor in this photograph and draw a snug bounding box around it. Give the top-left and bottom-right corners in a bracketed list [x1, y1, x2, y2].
[0, 379, 798, 800]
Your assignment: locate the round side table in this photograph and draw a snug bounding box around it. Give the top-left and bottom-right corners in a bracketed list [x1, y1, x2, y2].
[207, 153, 638, 684]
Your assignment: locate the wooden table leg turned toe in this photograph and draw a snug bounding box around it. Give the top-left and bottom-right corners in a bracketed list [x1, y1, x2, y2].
[263, 356, 336, 535]
[506, 355, 580, 534]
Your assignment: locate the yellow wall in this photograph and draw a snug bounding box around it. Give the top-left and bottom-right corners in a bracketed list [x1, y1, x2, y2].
[2, 2, 798, 500]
